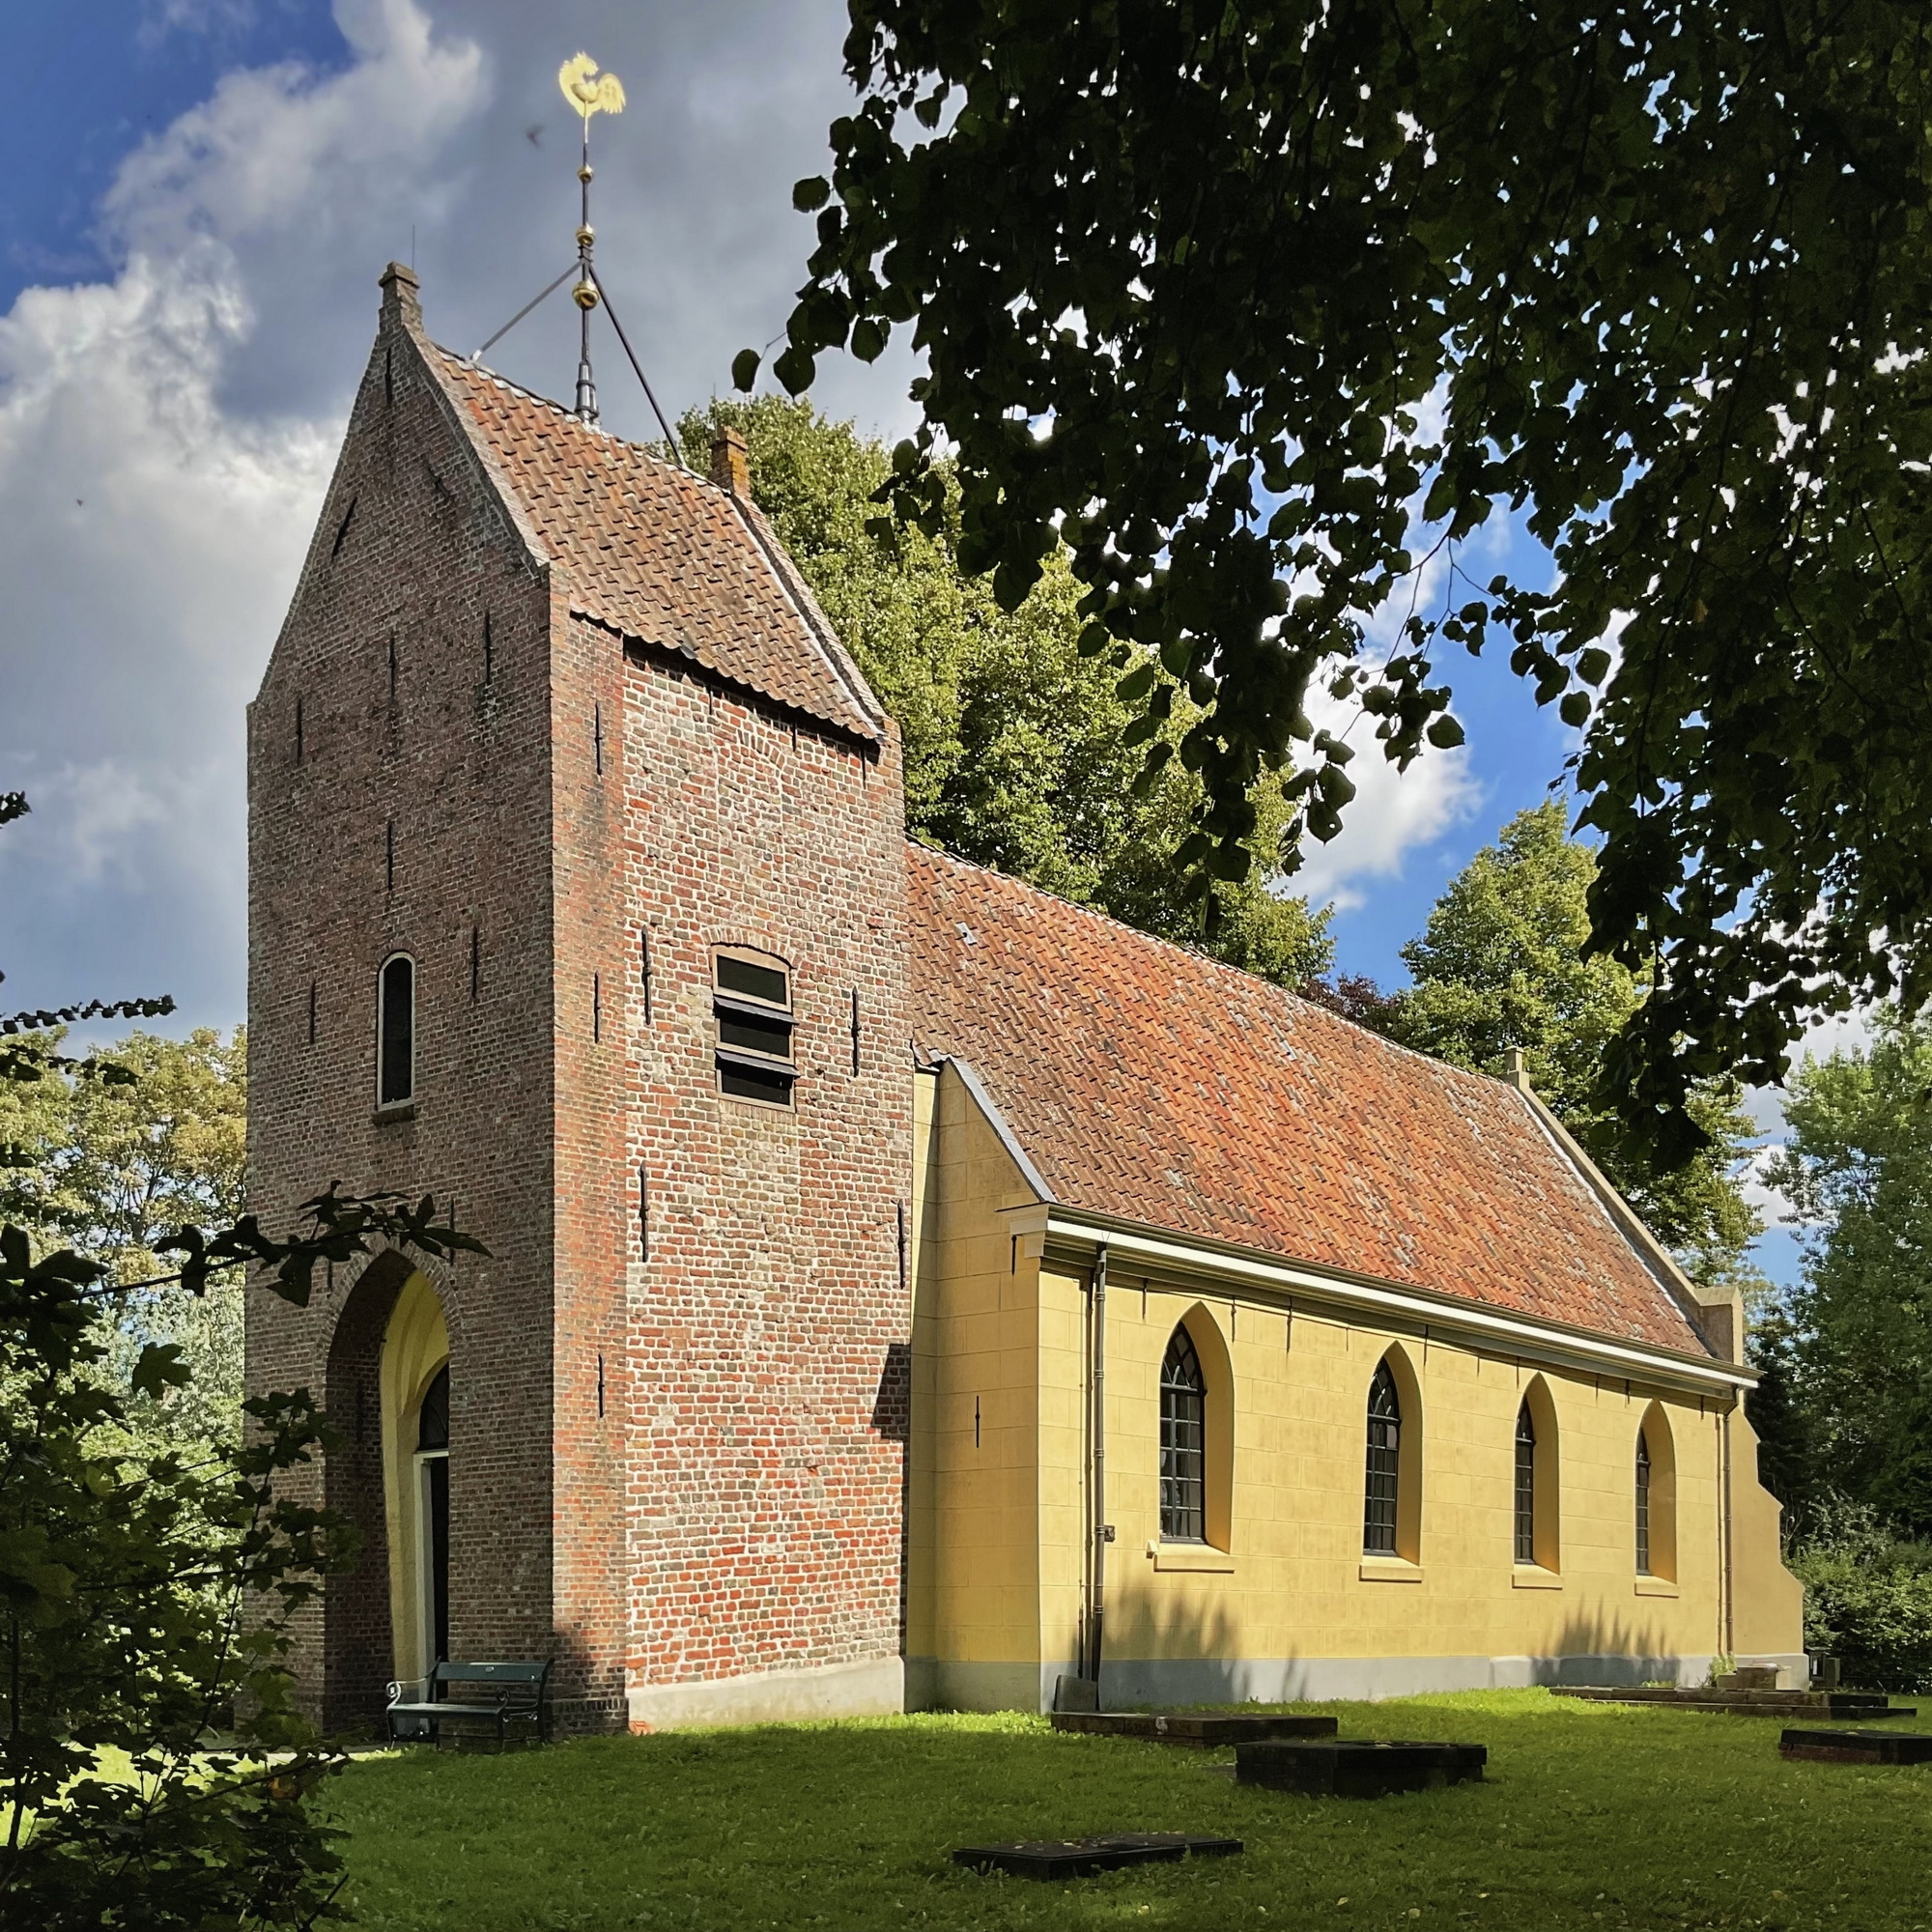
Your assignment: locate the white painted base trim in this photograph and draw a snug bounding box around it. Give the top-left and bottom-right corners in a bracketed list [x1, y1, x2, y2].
[907, 1653, 1822, 1713]
[626, 1656, 903, 1731]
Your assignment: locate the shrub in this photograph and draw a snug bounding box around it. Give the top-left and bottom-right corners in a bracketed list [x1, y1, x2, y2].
[1790, 1499, 1932, 1693]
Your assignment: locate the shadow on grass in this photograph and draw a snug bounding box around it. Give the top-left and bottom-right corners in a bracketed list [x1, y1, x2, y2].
[330, 1690, 1932, 1932]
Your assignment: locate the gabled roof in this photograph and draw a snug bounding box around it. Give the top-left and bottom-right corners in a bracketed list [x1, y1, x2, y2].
[426, 347, 882, 744]
[907, 845, 1711, 1356]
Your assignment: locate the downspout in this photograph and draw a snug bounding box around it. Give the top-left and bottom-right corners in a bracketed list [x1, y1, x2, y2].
[1721, 1405, 1735, 1663]
[1089, 1242, 1110, 1697]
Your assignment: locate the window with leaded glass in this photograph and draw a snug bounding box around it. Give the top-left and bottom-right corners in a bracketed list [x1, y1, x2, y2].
[1514, 1400, 1537, 1564]
[1158, 1327, 1206, 1542]
[1363, 1362, 1402, 1555]
[1635, 1429, 1653, 1575]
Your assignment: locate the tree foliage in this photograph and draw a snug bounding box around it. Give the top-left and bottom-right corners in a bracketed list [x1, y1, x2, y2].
[1767, 1009, 1932, 1536]
[2, 1188, 484, 1930]
[0, 789, 484, 1927]
[1, 1027, 249, 1452]
[1388, 806, 1761, 1280]
[751, 0, 1932, 1161]
[680, 396, 1332, 985]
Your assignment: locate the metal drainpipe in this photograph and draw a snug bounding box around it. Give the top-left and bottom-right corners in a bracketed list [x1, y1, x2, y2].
[1721, 1405, 1735, 1662]
[1088, 1243, 1111, 1695]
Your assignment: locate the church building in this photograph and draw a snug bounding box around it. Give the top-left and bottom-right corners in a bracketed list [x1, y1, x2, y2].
[245, 265, 1803, 1735]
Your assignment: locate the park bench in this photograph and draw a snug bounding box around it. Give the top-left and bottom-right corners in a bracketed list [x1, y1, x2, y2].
[385, 1660, 553, 1749]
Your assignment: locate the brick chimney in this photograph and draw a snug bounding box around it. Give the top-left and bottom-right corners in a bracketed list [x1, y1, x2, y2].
[710, 425, 751, 497]
[379, 260, 421, 330]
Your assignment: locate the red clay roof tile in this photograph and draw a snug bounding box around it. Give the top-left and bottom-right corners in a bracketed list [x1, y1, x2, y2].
[907, 844, 1709, 1355]
[429, 348, 881, 742]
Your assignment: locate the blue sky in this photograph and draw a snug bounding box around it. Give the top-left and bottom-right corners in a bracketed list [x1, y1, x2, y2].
[0, 1, 1808, 1283]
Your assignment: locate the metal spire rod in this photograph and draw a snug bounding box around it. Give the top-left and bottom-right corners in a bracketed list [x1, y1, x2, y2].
[572, 117, 599, 423]
[469, 263, 579, 365]
[587, 265, 688, 467]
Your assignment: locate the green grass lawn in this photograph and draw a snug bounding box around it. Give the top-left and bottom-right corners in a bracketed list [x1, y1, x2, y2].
[330, 1690, 1930, 1932]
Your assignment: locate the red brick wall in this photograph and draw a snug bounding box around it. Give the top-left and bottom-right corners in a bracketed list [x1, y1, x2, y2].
[247, 267, 561, 1731]
[249, 264, 916, 1734]
[612, 640, 913, 1700]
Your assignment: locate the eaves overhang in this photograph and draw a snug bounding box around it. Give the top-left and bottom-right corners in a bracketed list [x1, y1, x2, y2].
[1000, 1199, 1754, 1401]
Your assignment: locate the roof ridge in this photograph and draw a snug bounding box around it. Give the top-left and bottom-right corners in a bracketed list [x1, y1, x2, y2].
[429, 341, 703, 491]
[907, 838, 1492, 1093]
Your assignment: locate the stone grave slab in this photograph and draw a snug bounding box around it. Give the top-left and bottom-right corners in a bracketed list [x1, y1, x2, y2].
[1236, 1738, 1487, 1798]
[1779, 1728, 1932, 1765]
[1552, 1688, 1913, 1719]
[952, 1833, 1244, 1880]
[1050, 1710, 1339, 1747]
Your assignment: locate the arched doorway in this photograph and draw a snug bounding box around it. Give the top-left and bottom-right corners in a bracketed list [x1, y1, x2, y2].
[379, 1270, 449, 1688]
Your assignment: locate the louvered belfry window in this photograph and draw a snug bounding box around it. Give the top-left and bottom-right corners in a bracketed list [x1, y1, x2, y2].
[1363, 1362, 1402, 1554]
[714, 951, 796, 1106]
[1635, 1429, 1653, 1575]
[1158, 1326, 1207, 1543]
[1515, 1400, 1538, 1564]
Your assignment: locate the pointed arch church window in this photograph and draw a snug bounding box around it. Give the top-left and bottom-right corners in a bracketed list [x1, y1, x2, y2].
[1364, 1362, 1402, 1554]
[1158, 1326, 1207, 1542]
[1635, 1429, 1653, 1576]
[1515, 1400, 1538, 1564]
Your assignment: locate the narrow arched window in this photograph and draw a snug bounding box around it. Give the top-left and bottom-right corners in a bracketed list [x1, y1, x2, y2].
[378, 953, 414, 1107]
[1364, 1362, 1402, 1554]
[1158, 1326, 1207, 1542]
[1635, 1428, 1653, 1575]
[1515, 1401, 1537, 1564]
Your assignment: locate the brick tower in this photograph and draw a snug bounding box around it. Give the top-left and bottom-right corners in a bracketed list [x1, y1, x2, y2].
[247, 265, 914, 1733]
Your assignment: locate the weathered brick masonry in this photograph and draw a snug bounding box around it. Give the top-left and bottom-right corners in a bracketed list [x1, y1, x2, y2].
[248, 265, 914, 1733]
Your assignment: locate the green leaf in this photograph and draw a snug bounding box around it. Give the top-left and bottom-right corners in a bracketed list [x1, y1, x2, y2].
[131, 1341, 190, 1398]
[730, 349, 762, 393]
[792, 176, 831, 212]
[772, 345, 817, 397]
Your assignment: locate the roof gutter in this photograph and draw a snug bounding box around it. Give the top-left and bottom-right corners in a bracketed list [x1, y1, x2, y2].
[1004, 1202, 1753, 1399]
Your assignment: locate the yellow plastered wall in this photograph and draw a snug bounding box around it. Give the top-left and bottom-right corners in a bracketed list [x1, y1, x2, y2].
[380, 1269, 448, 1687]
[909, 1078, 1804, 1706]
[906, 1065, 1051, 1711]
[1067, 1287, 1768, 1676]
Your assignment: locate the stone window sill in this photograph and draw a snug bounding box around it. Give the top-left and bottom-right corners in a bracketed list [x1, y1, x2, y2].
[1147, 1541, 1235, 1575]
[1359, 1556, 1424, 1583]
[1635, 1575, 1679, 1598]
[1512, 1566, 1563, 1590]
[373, 1100, 416, 1123]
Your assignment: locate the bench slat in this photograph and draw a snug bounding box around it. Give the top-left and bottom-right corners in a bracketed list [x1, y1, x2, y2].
[432, 1662, 551, 1685]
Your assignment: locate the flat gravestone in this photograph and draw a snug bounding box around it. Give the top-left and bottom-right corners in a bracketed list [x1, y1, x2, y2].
[1051, 1711, 1339, 1748]
[1552, 1687, 1914, 1719]
[952, 1833, 1244, 1880]
[1236, 1738, 1487, 1798]
[1780, 1728, 1932, 1766]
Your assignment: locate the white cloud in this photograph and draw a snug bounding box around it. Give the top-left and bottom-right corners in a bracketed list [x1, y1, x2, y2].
[1291, 684, 1482, 914]
[2, 0, 883, 1029]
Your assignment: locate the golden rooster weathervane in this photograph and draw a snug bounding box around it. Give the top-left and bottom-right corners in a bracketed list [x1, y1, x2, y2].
[558, 54, 625, 423]
[466, 50, 684, 461]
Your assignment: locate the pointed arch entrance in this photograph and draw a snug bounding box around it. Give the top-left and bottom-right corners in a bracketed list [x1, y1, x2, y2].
[320, 1254, 450, 1730]
[380, 1269, 450, 1688]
